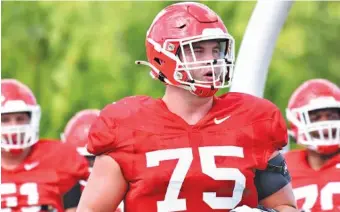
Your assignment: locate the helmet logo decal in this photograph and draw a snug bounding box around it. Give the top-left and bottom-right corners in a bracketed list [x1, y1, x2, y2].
[167, 43, 175, 52]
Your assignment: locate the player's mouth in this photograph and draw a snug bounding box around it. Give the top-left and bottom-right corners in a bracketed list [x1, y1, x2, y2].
[203, 71, 214, 81]
[311, 129, 337, 140]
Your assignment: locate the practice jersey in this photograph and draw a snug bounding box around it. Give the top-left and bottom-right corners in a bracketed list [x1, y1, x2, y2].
[88, 93, 288, 212]
[1, 140, 90, 212]
[285, 150, 340, 212]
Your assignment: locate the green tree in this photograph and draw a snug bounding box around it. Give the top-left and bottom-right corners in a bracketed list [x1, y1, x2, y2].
[2, 1, 339, 143]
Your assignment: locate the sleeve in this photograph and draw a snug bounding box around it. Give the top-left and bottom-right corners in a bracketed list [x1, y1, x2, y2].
[87, 104, 118, 155]
[86, 104, 134, 178]
[63, 183, 82, 209]
[253, 108, 288, 170]
[58, 144, 91, 194]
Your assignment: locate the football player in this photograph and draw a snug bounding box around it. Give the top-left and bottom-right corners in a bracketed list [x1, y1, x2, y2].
[62, 109, 101, 176]
[285, 79, 340, 211]
[62, 109, 124, 212]
[77, 2, 297, 212]
[1, 79, 90, 212]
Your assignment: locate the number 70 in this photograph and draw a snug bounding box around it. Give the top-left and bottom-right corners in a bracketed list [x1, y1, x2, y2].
[294, 183, 340, 211]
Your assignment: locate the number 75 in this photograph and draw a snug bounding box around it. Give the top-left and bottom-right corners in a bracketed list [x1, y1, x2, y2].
[146, 146, 247, 212]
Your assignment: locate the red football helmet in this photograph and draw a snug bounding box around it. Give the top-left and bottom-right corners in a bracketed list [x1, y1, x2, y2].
[61, 109, 100, 156]
[1, 79, 41, 150]
[286, 79, 340, 154]
[136, 2, 235, 97]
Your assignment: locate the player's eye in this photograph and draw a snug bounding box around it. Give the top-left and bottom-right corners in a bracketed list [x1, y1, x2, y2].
[213, 49, 220, 53]
[309, 114, 318, 122]
[328, 112, 340, 120]
[1, 116, 10, 124]
[194, 48, 203, 54]
[213, 49, 221, 58]
[16, 114, 30, 124]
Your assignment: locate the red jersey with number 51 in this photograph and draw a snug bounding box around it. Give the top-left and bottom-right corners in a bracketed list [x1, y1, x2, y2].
[285, 150, 340, 212]
[87, 93, 288, 212]
[1, 140, 90, 212]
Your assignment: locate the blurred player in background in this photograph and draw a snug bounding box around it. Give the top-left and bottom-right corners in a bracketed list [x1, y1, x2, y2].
[78, 2, 297, 212]
[62, 109, 124, 212]
[1, 79, 90, 212]
[285, 79, 340, 211]
[62, 109, 100, 177]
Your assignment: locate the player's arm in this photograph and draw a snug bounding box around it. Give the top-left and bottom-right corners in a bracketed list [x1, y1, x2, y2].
[250, 107, 297, 211]
[77, 103, 129, 212]
[255, 151, 297, 212]
[76, 154, 127, 212]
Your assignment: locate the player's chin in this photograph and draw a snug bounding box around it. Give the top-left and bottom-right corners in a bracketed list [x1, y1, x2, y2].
[200, 77, 223, 86]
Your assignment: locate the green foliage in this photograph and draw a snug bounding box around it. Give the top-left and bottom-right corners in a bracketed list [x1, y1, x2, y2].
[2, 1, 340, 143]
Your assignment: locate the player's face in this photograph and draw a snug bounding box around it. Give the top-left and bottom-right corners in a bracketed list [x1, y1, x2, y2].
[1, 112, 30, 149]
[179, 40, 226, 83]
[309, 108, 340, 139]
[1, 112, 30, 126]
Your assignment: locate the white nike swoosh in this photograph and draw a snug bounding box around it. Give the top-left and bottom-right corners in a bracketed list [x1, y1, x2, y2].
[214, 115, 231, 124]
[336, 163, 340, 169]
[24, 162, 39, 171]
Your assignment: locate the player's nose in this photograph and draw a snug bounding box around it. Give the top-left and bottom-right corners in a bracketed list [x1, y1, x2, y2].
[200, 52, 216, 62]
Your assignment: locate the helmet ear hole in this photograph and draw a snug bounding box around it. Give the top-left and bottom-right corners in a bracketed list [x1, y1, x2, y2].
[154, 58, 163, 65]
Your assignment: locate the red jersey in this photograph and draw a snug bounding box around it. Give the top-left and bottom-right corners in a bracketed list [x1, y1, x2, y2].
[285, 150, 340, 212]
[88, 93, 288, 212]
[1, 140, 90, 212]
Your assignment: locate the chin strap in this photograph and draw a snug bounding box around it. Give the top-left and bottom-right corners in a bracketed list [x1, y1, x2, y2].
[135, 60, 194, 91]
[136, 60, 170, 84]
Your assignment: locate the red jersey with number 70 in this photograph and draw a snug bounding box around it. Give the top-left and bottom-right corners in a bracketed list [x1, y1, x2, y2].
[1, 140, 90, 212]
[87, 93, 288, 212]
[285, 149, 340, 212]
